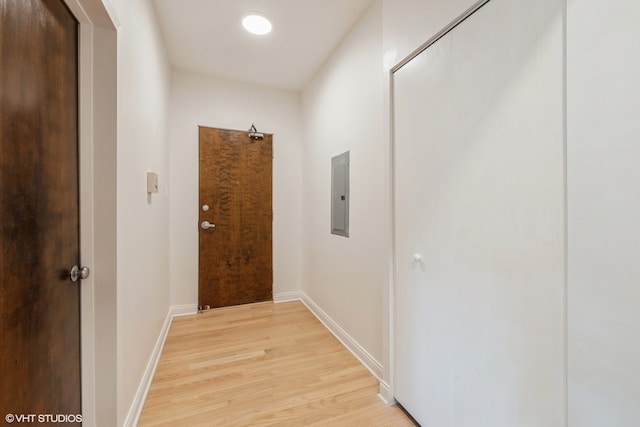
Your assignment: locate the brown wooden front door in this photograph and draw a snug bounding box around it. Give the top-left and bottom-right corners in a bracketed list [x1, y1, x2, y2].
[0, 0, 82, 419]
[198, 126, 273, 309]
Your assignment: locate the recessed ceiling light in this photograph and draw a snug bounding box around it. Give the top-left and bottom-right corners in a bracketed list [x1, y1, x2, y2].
[242, 14, 272, 36]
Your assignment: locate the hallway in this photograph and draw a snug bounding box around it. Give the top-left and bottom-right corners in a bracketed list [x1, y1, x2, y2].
[138, 302, 415, 426]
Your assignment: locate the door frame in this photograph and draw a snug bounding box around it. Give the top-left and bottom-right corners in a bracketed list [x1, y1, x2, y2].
[62, 1, 119, 425]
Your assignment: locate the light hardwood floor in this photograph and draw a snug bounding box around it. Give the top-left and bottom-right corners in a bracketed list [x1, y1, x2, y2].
[138, 301, 416, 426]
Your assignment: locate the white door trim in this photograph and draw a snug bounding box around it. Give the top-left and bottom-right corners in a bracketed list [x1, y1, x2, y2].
[63, 1, 118, 425]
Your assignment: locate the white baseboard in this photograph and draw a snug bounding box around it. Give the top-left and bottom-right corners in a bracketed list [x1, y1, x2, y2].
[377, 380, 395, 405]
[276, 291, 384, 381]
[273, 291, 305, 303]
[170, 303, 198, 317]
[297, 293, 384, 381]
[123, 304, 197, 426]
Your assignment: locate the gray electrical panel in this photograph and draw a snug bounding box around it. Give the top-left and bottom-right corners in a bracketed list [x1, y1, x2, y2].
[331, 151, 350, 237]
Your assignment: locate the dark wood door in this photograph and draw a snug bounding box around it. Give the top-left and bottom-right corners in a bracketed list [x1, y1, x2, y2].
[0, 0, 81, 419]
[198, 126, 273, 309]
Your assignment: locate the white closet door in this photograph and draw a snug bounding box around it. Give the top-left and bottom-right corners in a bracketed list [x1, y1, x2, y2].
[393, 1, 565, 426]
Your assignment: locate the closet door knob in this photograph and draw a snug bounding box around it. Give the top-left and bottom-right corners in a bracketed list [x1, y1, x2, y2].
[69, 265, 90, 282]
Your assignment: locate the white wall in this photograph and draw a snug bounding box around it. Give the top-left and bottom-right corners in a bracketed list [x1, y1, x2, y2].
[108, 0, 172, 424]
[301, 1, 385, 366]
[567, 1, 640, 425]
[168, 69, 303, 306]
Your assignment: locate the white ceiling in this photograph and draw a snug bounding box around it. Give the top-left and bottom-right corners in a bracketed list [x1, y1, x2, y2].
[152, 0, 375, 92]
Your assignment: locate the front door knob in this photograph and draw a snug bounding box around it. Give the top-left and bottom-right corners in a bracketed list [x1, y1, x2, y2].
[201, 221, 216, 230]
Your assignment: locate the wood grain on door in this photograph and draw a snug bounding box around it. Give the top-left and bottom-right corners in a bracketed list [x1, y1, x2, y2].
[0, 0, 81, 417]
[198, 126, 273, 309]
